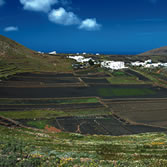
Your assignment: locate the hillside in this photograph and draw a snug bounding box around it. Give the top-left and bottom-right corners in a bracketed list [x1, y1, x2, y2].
[0, 35, 73, 79]
[139, 46, 167, 56]
[0, 35, 35, 57]
[1, 125, 167, 167]
[1, 35, 167, 167]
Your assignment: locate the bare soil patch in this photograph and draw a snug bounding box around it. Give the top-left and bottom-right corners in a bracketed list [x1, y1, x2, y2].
[106, 98, 167, 128]
[81, 78, 110, 84]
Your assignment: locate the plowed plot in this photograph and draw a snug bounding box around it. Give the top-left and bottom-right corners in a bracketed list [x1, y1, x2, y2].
[107, 99, 167, 128]
[15, 72, 74, 78]
[9, 76, 80, 83]
[81, 78, 110, 84]
[125, 69, 150, 81]
[19, 116, 167, 136]
[2, 73, 83, 87]
[75, 72, 110, 77]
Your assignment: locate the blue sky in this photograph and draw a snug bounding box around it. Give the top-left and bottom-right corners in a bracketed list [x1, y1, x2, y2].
[0, 0, 167, 54]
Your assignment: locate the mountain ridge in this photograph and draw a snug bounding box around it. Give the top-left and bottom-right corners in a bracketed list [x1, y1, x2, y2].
[139, 46, 167, 56]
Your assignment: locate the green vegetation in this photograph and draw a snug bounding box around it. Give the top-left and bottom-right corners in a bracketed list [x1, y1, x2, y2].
[0, 97, 99, 105]
[112, 71, 126, 76]
[107, 69, 152, 84]
[0, 110, 64, 119]
[132, 67, 167, 88]
[0, 108, 110, 120]
[0, 35, 73, 79]
[107, 76, 146, 84]
[27, 120, 49, 129]
[98, 88, 156, 97]
[1, 126, 167, 166]
[0, 56, 73, 80]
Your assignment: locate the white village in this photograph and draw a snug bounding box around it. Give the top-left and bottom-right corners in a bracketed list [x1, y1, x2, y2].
[68, 54, 167, 70]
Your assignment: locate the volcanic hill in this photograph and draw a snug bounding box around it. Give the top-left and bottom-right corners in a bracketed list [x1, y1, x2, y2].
[139, 46, 167, 56]
[0, 35, 73, 76]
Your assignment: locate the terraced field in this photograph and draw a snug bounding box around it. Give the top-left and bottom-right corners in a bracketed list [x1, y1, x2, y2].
[0, 72, 167, 137]
[0, 72, 166, 99]
[17, 116, 167, 136]
[105, 98, 167, 128]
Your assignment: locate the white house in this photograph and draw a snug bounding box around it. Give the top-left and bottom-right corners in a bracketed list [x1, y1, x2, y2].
[145, 59, 152, 64]
[131, 59, 167, 68]
[38, 51, 44, 54]
[49, 51, 57, 55]
[163, 63, 167, 67]
[68, 56, 94, 63]
[101, 61, 126, 70]
[131, 61, 145, 67]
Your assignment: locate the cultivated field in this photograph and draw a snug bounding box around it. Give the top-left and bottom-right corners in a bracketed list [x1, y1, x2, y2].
[0, 72, 167, 137]
[105, 98, 167, 128]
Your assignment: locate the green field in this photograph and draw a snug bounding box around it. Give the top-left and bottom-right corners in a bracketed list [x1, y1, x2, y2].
[0, 108, 110, 120]
[0, 97, 99, 105]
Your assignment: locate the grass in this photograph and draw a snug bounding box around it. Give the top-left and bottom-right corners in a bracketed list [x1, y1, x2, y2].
[132, 67, 167, 88]
[26, 120, 49, 129]
[0, 34, 74, 79]
[0, 56, 73, 79]
[98, 88, 156, 97]
[1, 125, 167, 166]
[0, 97, 99, 105]
[0, 110, 64, 119]
[0, 108, 110, 120]
[112, 71, 126, 76]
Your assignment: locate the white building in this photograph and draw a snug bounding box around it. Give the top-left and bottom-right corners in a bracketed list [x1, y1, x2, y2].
[144, 63, 160, 68]
[131, 61, 145, 67]
[68, 56, 94, 63]
[101, 61, 126, 70]
[49, 51, 57, 55]
[163, 63, 167, 67]
[145, 59, 152, 64]
[131, 59, 167, 68]
[37, 51, 44, 54]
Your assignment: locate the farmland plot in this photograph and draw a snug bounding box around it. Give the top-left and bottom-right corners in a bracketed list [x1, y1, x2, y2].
[106, 99, 167, 128]
[18, 116, 167, 136]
